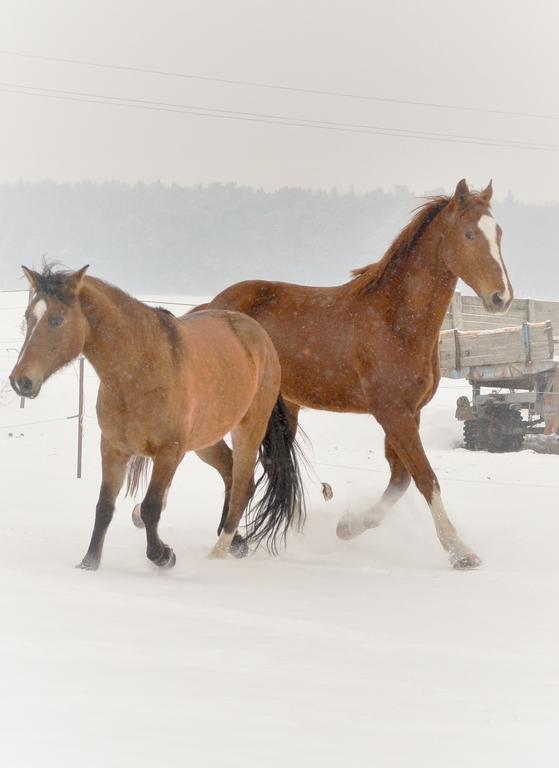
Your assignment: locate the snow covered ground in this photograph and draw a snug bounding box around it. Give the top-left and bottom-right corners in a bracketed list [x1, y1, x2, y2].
[1, 291, 558, 767]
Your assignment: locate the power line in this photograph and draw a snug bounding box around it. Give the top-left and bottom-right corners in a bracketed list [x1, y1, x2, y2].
[1, 83, 557, 153]
[1, 49, 557, 123]
[3, 80, 557, 151]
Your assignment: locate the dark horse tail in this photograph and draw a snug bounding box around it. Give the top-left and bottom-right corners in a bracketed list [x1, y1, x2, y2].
[243, 395, 306, 554]
[125, 455, 151, 498]
[125, 395, 306, 554]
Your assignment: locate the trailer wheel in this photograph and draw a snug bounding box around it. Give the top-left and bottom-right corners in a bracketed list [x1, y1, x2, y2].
[486, 406, 524, 453]
[463, 418, 489, 451]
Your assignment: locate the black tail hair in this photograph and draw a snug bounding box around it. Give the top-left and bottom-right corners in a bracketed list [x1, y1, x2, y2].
[243, 395, 306, 554]
[125, 455, 151, 498]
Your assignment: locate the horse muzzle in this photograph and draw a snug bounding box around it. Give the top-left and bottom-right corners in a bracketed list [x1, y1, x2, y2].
[482, 290, 512, 314]
[10, 374, 43, 399]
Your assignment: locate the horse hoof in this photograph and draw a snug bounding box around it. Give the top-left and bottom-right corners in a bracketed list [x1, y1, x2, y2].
[208, 548, 228, 560]
[76, 557, 99, 571]
[229, 534, 249, 559]
[152, 546, 176, 568]
[451, 552, 482, 570]
[132, 504, 145, 529]
[336, 513, 366, 540]
[321, 482, 333, 501]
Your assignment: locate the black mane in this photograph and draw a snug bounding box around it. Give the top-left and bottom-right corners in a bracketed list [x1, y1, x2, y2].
[34, 263, 78, 304]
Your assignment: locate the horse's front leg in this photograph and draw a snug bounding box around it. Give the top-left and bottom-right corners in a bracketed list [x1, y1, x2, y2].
[379, 410, 480, 569]
[339, 409, 480, 569]
[140, 451, 182, 568]
[132, 484, 169, 528]
[78, 437, 130, 570]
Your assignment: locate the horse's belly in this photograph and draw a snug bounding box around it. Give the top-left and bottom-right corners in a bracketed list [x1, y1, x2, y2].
[281, 366, 369, 414]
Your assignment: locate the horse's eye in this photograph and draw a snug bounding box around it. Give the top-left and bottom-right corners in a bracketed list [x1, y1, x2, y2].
[465, 230, 474, 240]
[48, 315, 64, 328]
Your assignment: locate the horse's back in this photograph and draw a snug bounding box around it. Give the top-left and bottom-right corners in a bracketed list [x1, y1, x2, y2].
[178, 308, 279, 385]
[180, 307, 274, 351]
[200, 280, 366, 411]
[204, 279, 329, 315]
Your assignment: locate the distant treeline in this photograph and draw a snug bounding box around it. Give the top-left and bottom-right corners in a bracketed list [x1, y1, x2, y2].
[0, 182, 556, 298]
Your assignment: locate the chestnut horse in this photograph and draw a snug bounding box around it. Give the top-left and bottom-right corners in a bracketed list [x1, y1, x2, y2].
[10, 266, 305, 570]
[197, 180, 513, 569]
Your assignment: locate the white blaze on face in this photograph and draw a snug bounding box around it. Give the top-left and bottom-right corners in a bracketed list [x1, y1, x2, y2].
[16, 298, 47, 363]
[477, 214, 512, 304]
[32, 299, 47, 326]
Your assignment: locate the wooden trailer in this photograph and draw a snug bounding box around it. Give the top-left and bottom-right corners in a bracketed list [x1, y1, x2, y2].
[439, 321, 559, 452]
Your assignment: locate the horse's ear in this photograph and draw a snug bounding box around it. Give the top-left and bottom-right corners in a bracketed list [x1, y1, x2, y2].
[70, 265, 89, 291]
[21, 265, 40, 290]
[453, 179, 471, 207]
[481, 179, 493, 202]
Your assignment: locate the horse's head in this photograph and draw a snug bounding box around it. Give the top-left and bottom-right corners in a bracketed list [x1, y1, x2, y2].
[10, 265, 89, 399]
[441, 179, 512, 313]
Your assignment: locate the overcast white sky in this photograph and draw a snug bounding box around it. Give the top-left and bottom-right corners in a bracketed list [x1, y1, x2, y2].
[1, 0, 558, 202]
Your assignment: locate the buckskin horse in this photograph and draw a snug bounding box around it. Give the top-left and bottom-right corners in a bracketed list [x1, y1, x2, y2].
[197, 180, 512, 569]
[10, 266, 305, 570]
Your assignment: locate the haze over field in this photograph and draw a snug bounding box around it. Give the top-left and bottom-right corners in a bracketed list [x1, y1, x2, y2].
[1, 182, 557, 299]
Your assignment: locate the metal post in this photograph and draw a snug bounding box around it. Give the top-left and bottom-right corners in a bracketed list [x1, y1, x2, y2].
[77, 356, 85, 479]
[20, 287, 33, 409]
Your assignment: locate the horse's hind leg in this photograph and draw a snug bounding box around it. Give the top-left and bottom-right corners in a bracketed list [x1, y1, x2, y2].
[285, 399, 332, 501]
[196, 440, 249, 558]
[209, 419, 268, 559]
[140, 452, 182, 568]
[337, 434, 411, 539]
[283, 399, 300, 438]
[78, 437, 130, 570]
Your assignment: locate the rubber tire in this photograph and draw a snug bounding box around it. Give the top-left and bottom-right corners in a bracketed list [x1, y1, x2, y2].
[463, 418, 489, 451]
[486, 406, 524, 453]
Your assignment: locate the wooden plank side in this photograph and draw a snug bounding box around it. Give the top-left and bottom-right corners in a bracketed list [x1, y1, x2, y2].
[444, 293, 559, 334]
[459, 295, 528, 332]
[534, 301, 559, 331]
[439, 322, 553, 372]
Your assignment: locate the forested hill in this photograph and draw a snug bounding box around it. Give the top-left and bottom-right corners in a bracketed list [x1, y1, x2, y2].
[0, 182, 556, 298]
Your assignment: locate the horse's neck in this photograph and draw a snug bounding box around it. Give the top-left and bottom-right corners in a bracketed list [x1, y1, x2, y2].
[80, 280, 156, 387]
[370, 224, 457, 346]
